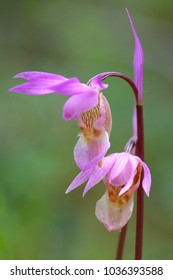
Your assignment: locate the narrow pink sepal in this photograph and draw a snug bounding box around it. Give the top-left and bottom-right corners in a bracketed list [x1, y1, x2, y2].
[82, 156, 115, 196]
[9, 71, 69, 95]
[65, 169, 92, 194]
[139, 159, 152, 196]
[126, 8, 144, 104]
[13, 71, 67, 82]
[9, 71, 88, 96]
[10, 83, 55, 95]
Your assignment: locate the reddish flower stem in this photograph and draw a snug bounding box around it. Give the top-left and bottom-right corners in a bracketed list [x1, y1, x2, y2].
[115, 223, 128, 260]
[115, 105, 144, 260]
[88, 72, 138, 104]
[135, 104, 144, 259]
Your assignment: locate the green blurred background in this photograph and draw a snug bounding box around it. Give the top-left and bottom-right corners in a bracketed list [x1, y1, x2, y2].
[0, 0, 173, 259]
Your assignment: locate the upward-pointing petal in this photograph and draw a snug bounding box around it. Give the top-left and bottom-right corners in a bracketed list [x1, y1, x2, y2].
[126, 8, 144, 104]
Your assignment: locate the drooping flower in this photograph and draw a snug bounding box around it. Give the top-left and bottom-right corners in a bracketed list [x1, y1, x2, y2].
[9, 72, 112, 170]
[66, 152, 151, 231]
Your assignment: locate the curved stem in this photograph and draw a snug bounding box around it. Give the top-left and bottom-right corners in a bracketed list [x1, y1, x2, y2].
[135, 104, 144, 259]
[87, 72, 139, 104]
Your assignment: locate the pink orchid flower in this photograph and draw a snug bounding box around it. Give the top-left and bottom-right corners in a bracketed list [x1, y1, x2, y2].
[66, 152, 151, 231]
[9, 72, 112, 170]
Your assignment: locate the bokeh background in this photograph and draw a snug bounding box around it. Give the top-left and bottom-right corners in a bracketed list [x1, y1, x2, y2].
[0, 0, 173, 259]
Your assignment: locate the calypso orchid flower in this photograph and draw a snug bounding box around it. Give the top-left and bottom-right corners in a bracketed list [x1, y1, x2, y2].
[9, 72, 112, 170]
[65, 151, 151, 231]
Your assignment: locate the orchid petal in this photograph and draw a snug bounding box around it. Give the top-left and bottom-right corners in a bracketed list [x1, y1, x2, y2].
[89, 74, 108, 90]
[10, 82, 57, 95]
[82, 156, 115, 196]
[9, 82, 54, 95]
[10, 71, 68, 94]
[118, 156, 139, 196]
[65, 168, 92, 194]
[110, 156, 132, 187]
[74, 131, 110, 171]
[108, 153, 129, 183]
[95, 191, 134, 231]
[126, 9, 144, 104]
[10, 71, 87, 96]
[139, 159, 152, 196]
[10, 73, 81, 96]
[63, 90, 99, 120]
[13, 71, 67, 82]
[52, 79, 98, 96]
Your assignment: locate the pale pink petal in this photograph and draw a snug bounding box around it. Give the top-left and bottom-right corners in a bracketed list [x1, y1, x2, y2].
[63, 91, 99, 120]
[10, 82, 57, 95]
[88, 74, 108, 90]
[93, 115, 104, 130]
[95, 191, 134, 231]
[139, 159, 152, 196]
[126, 9, 144, 104]
[118, 156, 139, 196]
[110, 157, 131, 187]
[82, 156, 115, 196]
[10, 72, 82, 95]
[52, 80, 98, 96]
[10, 71, 68, 94]
[108, 153, 129, 183]
[10, 71, 89, 96]
[65, 169, 92, 194]
[74, 131, 110, 171]
[14, 71, 67, 82]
